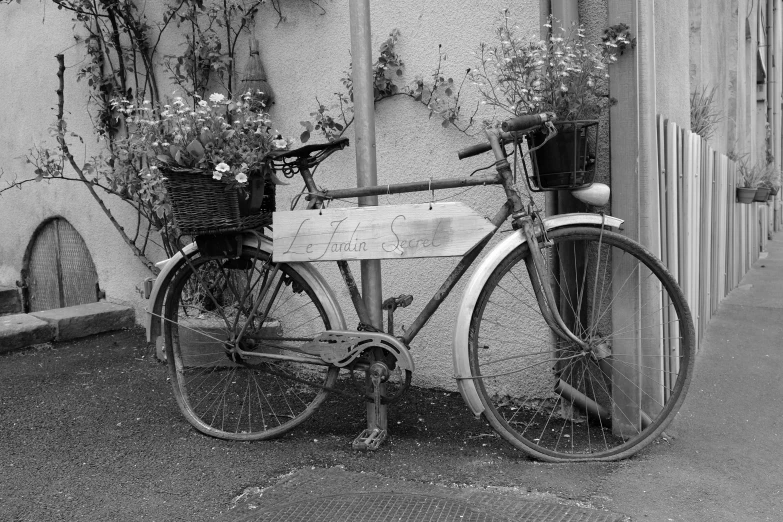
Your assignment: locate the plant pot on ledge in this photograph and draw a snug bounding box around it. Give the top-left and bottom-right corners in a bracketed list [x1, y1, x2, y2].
[754, 186, 771, 202]
[737, 187, 756, 204]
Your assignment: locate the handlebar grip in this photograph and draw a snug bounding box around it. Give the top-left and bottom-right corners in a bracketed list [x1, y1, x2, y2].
[457, 142, 492, 160]
[501, 113, 553, 132]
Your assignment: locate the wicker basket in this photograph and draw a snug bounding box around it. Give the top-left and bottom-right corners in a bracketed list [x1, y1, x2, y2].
[523, 120, 598, 191]
[163, 168, 275, 236]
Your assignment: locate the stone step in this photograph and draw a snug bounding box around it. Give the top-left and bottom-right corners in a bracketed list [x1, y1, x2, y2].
[30, 302, 136, 342]
[0, 314, 55, 352]
[0, 302, 136, 353]
[0, 286, 22, 316]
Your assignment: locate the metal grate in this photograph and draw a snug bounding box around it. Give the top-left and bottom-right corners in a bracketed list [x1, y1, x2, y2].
[27, 218, 98, 312]
[244, 493, 502, 522]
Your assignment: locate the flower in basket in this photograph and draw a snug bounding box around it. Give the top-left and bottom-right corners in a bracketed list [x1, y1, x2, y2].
[111, 91, 290, 195]
[472, 11, 635, 122]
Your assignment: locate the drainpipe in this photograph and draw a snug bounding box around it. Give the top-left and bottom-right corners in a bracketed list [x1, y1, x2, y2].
[638, 0, 659, 256]
[541, 0, 555, 218]
[764, 0, 780, 234]
[551, 0, 580, 218]
[775, 0, 782, 229]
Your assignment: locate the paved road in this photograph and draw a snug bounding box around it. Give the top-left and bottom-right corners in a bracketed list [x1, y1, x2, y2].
[2, 234, 782, 521]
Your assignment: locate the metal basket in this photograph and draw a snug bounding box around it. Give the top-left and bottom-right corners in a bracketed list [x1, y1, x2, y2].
[522, 120, 598, 192]
[162, 168, 275, 236]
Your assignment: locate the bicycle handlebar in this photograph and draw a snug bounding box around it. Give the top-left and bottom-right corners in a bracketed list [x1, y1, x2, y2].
[457, 113, 554, 160]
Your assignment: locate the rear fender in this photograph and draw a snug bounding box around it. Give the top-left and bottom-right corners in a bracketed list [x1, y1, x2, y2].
[145, 236, 345, 344]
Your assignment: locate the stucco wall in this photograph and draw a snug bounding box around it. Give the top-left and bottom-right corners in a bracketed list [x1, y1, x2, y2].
[0, 8, 155, 314]
[689, 0, 767, 162]
[655, 1, 691, 129]
[0, 1, 549, 390]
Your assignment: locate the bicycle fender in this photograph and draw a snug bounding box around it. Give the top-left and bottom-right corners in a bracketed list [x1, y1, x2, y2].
[145, 236, 346, 344]
[452, 213, 624, 416]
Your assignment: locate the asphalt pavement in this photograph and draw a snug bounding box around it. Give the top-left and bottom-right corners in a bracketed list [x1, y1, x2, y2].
[1, 233, 782, 521]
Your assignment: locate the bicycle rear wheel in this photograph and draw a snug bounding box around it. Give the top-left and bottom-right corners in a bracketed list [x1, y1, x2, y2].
[163, 246, 338, 440]
[468, 227, 695, 461]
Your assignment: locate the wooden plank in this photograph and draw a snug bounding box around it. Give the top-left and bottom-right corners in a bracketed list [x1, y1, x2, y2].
[680, 128, 692, 312]
[700, 141, 713, 331]
[727, 161, 737, 291]
[690, 133, 701, 350]
[717, 155, 727, 300]
[665, 121, 680, 381]
[273, 203, 495, 262]
[710, 150, 719, 317]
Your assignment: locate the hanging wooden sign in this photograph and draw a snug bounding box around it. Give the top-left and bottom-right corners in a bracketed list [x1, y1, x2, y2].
[273, 202, 495, 262]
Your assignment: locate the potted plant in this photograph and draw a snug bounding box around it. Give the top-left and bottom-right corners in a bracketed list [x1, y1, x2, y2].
[473, 13, 634, 190]
[736, 160, 761, 204]
[111, 92, 289, 236]
[759, 163, 780, 199]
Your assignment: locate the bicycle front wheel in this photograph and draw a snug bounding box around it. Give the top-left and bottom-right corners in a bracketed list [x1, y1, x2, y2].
[469, 227, 695, 461]
[163, 246, 338, 441]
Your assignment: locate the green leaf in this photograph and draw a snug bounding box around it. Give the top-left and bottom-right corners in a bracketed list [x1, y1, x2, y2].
[156, 154, 173, 164]
[186, 139, 205, 160]
[441, 118, 450, 128]
[300, 130, 311, 143]
[445, 88, 453, 97]
[169, 145, 182, 160]
[199, 128, 213, 145]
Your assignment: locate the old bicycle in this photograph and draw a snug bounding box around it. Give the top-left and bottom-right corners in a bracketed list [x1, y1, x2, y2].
[145, 114, 695, 462]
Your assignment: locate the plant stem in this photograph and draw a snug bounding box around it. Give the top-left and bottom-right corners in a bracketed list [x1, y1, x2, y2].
[54, 54, 158, 275]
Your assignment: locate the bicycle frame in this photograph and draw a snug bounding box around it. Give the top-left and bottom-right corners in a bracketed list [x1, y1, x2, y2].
[146, 128, 617, 358]
[295, 128, 589, 348]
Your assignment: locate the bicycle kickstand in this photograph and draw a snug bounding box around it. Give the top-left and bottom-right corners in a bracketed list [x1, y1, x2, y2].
[351, 362, 388, 451]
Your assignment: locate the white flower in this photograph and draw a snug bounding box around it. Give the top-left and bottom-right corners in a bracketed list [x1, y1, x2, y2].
[272, 139, 288, 149]
[215, 162, 230, 173]
[212, 171, 223, 181]
[198, 100, 208, 107]
[209, 93, 226, 103]
[235, 172, 248, 184]
[560, 84, 568, 92]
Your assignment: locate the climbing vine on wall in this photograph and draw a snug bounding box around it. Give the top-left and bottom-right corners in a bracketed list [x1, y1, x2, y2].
[1, 0, 470, 275]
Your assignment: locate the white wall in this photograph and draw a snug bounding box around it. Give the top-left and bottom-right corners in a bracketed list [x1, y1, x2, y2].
[0, 1, 543, 389]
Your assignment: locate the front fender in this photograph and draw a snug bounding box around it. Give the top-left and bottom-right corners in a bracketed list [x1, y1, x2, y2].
[452, 213, 624, 416]
[145, 236, 345, 345]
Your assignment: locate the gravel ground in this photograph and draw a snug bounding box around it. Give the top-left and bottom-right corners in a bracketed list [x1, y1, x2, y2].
[0, 327, 626, 522]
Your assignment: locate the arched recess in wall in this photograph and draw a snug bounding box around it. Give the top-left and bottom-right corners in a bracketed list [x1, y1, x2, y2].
[21, 217, 100, 313]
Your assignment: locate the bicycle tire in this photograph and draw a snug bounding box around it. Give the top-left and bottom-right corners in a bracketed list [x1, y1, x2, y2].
[163, 245, 339, 440]
[468, 226, 695, 461]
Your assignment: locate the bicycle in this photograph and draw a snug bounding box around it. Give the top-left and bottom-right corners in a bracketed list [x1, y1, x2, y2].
[145, 114, 695, 462]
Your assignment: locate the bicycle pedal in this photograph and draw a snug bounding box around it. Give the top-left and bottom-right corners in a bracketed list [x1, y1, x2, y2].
[351, 428, 387, 451]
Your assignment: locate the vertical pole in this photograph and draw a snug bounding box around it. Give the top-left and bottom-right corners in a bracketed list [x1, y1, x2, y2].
[542, 0, 556, 219]
[551, 1, 583, 218]
[348, 0, 386, 433]
[774, 0, 782, 230]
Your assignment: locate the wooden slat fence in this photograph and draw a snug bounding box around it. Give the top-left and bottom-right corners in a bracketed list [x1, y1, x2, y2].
[656, 115, 769, 348]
